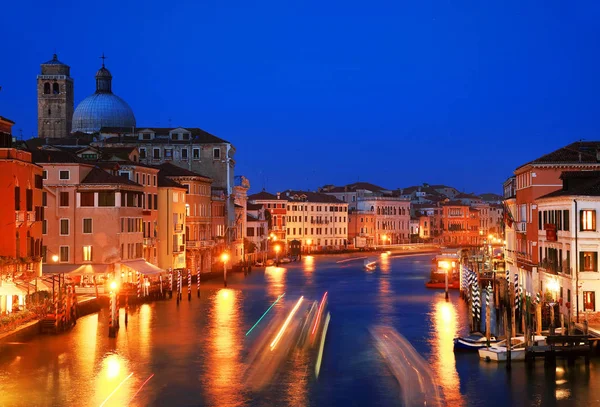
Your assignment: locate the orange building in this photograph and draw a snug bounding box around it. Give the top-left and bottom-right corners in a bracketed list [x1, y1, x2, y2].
[440, 202, 481, 246]
[508, 141, 600, 295]
[348, 211, 375, 247]
[157, 163, 213, 273]
[0, 117, 44, 284]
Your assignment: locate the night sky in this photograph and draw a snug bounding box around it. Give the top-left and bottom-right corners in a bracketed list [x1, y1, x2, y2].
[2, 1, 599, 194]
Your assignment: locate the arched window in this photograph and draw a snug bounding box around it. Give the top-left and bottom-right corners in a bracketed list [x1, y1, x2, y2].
[53, 83, 60, 94]
[371, 206, 374, 212]
[43, 82, 51, 94]
[377, 207, 380, 215]
[48, 108, 51, 116]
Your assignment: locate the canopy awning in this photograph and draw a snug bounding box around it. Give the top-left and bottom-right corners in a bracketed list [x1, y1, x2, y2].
[121, 260, 164, 276]
[0, 283, 26, 296]
[43, 264, 111, 275]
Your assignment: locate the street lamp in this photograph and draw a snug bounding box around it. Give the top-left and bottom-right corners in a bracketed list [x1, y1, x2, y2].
[548, 278, 560, 333]
[382, 234, 388, 246]
[439, 261, 451, 300]
[52, 254, 59, 263]
[221, 252, 229, 287]
[274, 245, 281, 266]
[307, 239, 312, 254]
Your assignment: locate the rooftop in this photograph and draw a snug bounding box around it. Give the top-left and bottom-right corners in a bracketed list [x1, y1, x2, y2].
[282, 190, 345, 204]
[155, 162, 211, 180]
[157, 174, 186, 189]
[539, 171, 600, 198]
[81, 167, 140, 186]
[100, 127, 229, 144]
[517, 141, 600, 171]
[248, 190, 280, 201]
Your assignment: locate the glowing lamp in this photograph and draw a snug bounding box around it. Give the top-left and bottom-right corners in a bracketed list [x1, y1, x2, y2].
[110, 281, 117, 291]
[52, 254, 59, 262]
[221, 252, 229, 262]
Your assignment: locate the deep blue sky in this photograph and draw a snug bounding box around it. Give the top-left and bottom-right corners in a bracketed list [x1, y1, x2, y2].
[2, 1, 600, 194]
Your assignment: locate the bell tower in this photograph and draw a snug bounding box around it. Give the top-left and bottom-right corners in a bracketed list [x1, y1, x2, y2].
[37, 54, 74, 138]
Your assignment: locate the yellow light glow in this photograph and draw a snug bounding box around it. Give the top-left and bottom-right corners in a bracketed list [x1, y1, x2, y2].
[382, 234, 387, 240]
[105, 355, 121, 379]
[275, 245, 281, 253]
[307, 239, 312, 245]
[270, 296, 304, 350]
[145, 281, 150, 287]
[438, 261, 450, 270]
[221, 253, 229, 262]
[488, 234, 494, 240]
[110, 281, 117, 291]
[52, 254, 59, 262]
[548, 279, 560, 293]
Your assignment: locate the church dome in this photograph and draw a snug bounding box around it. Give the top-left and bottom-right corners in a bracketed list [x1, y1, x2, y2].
[72, 93, 136, 133]
[71, 61, 136, 133]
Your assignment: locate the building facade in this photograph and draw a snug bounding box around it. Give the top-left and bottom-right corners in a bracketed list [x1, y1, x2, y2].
[282, 190, 348, 251]
[440, 202, 481, 246]
[156, 175, 187, 271]
[248, 190, 288, 244]
[537, 171, 600, 319]
[0, 117, 44, 284]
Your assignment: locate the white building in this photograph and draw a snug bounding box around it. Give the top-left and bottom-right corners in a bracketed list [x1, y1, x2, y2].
[537, 171, 600, 318]
[282, 190, 348, 251]
[246, 203, 268, 262]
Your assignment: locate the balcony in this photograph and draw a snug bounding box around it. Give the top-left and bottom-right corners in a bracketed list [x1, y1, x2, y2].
[538, 259, 572, 275]
[143, 238, 156, 246]
[174, 224, 184, 233]
[15, 211, 24, 226]
[515, 222, 527, 233]
[310, 219, 329, 225]
[173, 244, 185, 253]
[26, 211, 36, 226]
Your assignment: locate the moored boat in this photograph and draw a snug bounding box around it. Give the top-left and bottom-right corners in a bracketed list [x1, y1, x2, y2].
[453, 332, 498, 351]
[364, 258, 377, 271]
[478, 336, 546, 362]
[425, 280, 460, 289]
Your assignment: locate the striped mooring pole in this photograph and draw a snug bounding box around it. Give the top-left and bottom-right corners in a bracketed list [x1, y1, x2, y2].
[137, 272, 141, 298]
[176, 270, 181, 305]
[187, 269, 192, 301]
[169, 268, 173, 299]
[197, 267, 201, 298]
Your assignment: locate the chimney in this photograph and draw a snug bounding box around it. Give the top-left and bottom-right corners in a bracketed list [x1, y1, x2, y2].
[276, 192, 280, 200]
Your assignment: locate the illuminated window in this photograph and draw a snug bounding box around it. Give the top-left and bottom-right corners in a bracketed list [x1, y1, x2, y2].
[581, 210, 596, 231]
[83, 246, 92, 261]
[580, 251, 598, 272]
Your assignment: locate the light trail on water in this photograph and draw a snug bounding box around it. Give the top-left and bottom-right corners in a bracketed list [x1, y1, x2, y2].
[99, 372, 133, 407]
[127, 373, 154, 405]
[270, 296, 304, 350]
[246, 293, 285, 337]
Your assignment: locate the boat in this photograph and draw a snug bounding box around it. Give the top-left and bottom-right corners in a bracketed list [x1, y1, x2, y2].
[425, 280, 460, 289]
[280, 257, 292, 264]
[478, 336, 547, 362]
[453, 332, 498, 351]
[364, 258, 377, 271]
[425, 253, 460, 289]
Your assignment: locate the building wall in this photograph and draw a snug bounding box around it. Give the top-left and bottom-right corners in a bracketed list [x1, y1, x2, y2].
[356, 197, 411, 245]
[441, 205, 481, 246]
[157, 186, 186, 271]
[348, 211, 375, 246]
[249, 198, 287, 242]
[0, 148, 43, 275]
[285, 202, 348, 251]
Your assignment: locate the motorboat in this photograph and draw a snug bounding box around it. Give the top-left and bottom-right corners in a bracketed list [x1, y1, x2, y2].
[364, 258, 377, 271]
[478, 336, 547, 362]
[425, 253, 460, 289]
[453, 332, 498, 351]
[255, 261, 265, 267]
[280, 257, 292, 264]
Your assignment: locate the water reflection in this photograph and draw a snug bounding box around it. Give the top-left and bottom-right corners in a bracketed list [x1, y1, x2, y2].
[265, 266, 286, 299]
[379, 252, 390, 273]
[378, 275, 393, 325]
[137, 304, 152, 360]
[303, 256, 315, 286]
[430, 300, 464, 406]
[205, 288, 245, 407]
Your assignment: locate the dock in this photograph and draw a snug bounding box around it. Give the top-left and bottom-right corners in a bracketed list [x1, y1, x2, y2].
[526, 335, 592, 365]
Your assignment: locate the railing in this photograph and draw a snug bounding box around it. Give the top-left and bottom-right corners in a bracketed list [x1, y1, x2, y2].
[15, 211, 25, 226]
[186, 241, 199, 249]
[174, 224, 183, 232]
[173, 244, 185, 253]
[515, 222, 527, 233]
[310, 219, 329, 224]
[143, 238, 155, 246]
[26, 211, 36, 226]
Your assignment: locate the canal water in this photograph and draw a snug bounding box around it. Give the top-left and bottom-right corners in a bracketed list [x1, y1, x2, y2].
[1, 254, 599, 406]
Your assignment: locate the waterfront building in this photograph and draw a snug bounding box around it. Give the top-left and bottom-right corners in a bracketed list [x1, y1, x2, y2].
[33, 150, 163, 281]
[37, 55, 74, 138]
[248, 190, 288, 243]
[246, 203, 268, 263]
[505, 141, 600, 298]
[282, 190, 348, 252]
[156, 163, 212, 273]
[476, 203, 504, 237]
[348, 211, 375, 248]
[412, 204, 443, 242]
[211, 188, 227, 264]
[0, 117, 44, 312]
[536, 171, 600, 318]
[232, 176, 250, 264]
[322, 182, 411, 246]
[440, 201, 481, 246]
[96, 127, 238, 250]
[156, 174, 187, 271]
[503, 176, 517, 282]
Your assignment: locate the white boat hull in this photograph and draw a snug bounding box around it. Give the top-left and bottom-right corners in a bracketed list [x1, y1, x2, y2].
[478, 348, 525, 362]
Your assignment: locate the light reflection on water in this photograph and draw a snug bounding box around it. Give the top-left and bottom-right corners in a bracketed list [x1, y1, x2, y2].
[205, 288, 245, 407]
[430, 300, 464, 407]
[265, 266, 286, 300]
